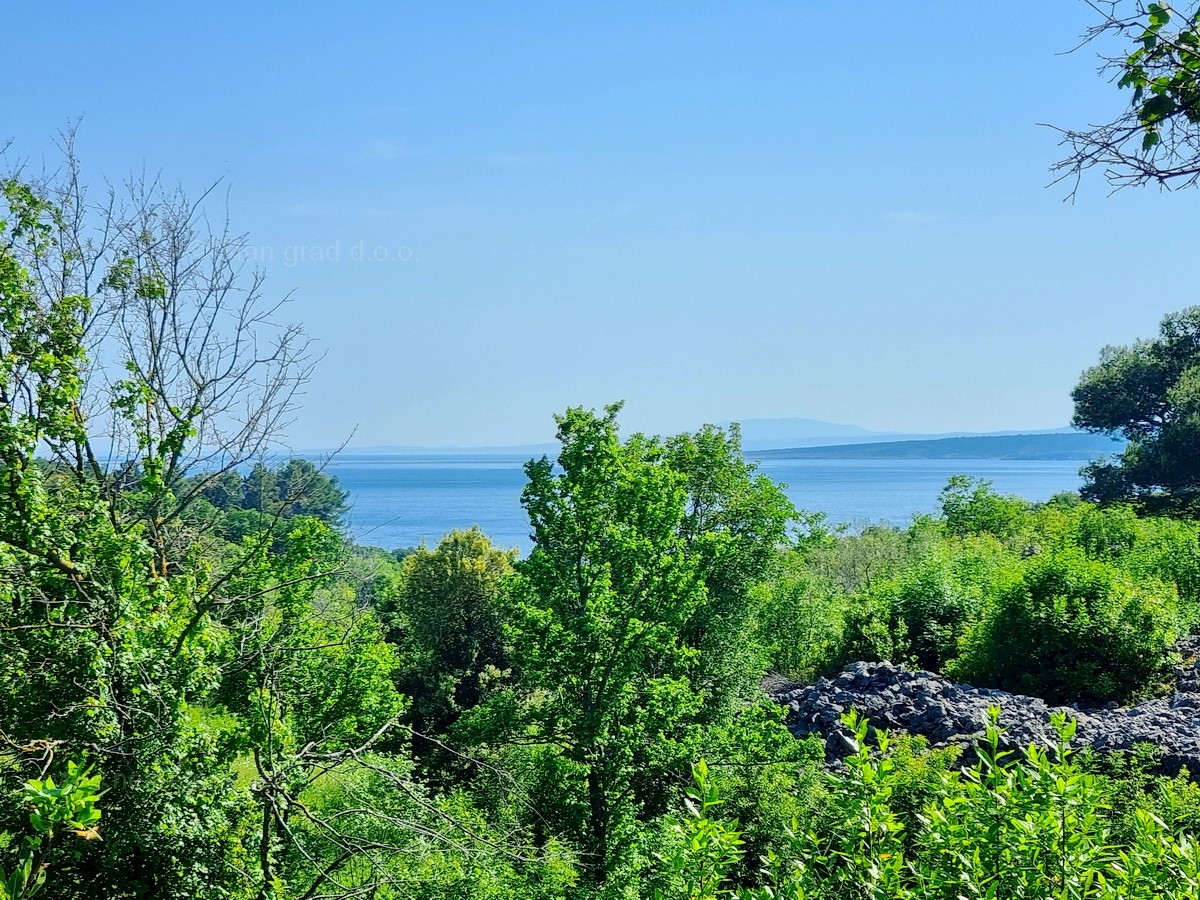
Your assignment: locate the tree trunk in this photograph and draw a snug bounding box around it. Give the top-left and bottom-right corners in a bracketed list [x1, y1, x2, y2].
[586, 764, 609, 883]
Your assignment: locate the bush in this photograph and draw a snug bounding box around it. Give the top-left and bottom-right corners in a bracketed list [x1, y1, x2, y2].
[660, 714, 1200, 900]
[1122, 517, 1200, 623]
[940, 475, 1030, 542]
[806, 524, 914, 595]
[950, 549, 1182, 704]
[754, 566, 846, 681]
[872, 543, 1008, 672]
[1074, 503, 1142, 559]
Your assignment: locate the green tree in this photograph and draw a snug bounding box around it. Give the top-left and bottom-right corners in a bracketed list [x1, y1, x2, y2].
[489, 405, 791, 886]
[0, 171, 254, 898]
[242, 462, 280, 515]
[233, 458, 348, 526]
[197, 468, 247, 511]
[395, 528, 515, 763]
[1073, 306, 1200, 512]
[0, 155, 539, 900]
[272, 458, 349, 525]
[215, 518, 412, 899]
[939, 475, 1029, 541]
[664, 425, 794, 717]
[503, 404, 707, 882]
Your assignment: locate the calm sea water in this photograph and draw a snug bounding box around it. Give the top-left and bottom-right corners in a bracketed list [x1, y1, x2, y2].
[327, 453, 1085, 553]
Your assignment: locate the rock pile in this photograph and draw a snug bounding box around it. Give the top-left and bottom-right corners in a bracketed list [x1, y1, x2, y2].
[768, 640, 1200, 774]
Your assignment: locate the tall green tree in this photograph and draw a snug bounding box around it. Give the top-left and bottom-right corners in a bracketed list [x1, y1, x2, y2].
[493, 404, 791, 885]
[505, 404, 704, 882]
[395, 528, 515, 765]
[1073, 306, 1200, 511]
[0, 171, 251, 898]
[665, 424, 794, 717]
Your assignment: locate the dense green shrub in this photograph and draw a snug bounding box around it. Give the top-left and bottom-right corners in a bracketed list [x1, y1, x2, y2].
[869, 543, 1008, 671]
[939, 475, 1030, 542]
[699, 709, 824, 886]
[657, 714, 1200, 900]
[1079, 743, 1200, 843]
[838, 595, 909, 667]
[1122, 518, 1200, 622]
[950, 549, 1182, 704]
[1074, 503, 1143, 558]
[753, 565, 846, 681]
[1026, 502, 1200, 621]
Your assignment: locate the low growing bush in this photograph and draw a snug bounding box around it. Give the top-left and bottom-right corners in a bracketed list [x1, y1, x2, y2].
[949, 549, 1182, 704]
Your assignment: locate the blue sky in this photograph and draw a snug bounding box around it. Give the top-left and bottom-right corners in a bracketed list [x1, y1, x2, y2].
[5, 2, 1195, 447]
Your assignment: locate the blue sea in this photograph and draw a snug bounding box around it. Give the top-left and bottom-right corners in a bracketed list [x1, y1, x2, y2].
[326, 454, 1086, 553]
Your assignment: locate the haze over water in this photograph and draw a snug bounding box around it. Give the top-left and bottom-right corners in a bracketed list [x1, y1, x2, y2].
[329, 454, 1085, 553]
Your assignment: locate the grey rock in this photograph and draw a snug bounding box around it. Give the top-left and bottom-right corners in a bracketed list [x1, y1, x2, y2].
[766, 645, 1200, 773]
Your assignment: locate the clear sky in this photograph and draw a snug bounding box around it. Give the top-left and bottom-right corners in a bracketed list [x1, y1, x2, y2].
[4, 2, 1195, 448]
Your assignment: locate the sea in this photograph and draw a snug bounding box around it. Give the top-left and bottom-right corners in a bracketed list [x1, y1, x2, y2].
[325, 454, 1086, 554]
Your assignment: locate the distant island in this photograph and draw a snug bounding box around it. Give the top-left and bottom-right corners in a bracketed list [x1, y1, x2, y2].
[334, 421, 1098, 456]
[751, 432, 1124, 461]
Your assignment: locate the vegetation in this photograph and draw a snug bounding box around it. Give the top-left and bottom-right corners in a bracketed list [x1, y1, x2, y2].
[951, 548, 1184, 704]
[0, 762, 102, 900]
[1054, 1, 1200, 192]
[1074, 306, 1200, 513]
[7, 155, 1200, 899]
[663, 712, 1200, 900]
[755, 477, 1200, 707]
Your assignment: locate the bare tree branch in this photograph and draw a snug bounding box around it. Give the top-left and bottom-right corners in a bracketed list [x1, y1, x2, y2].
[1049, 1, 1200, 196]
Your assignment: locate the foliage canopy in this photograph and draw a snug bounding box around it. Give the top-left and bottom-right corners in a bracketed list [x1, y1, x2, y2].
[1074, 306, 1200, 512]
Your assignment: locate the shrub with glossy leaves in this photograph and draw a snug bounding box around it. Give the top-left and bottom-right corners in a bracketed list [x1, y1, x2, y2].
[662, 713, 1200, 900]
[0, 762, 102, 900]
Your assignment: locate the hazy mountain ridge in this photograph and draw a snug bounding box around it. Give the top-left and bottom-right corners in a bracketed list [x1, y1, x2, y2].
[752, 432, 1124, 461]
[333, 418, 1084, 455]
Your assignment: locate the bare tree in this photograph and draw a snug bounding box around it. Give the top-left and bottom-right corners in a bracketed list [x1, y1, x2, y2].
[6, 129, 314, 574]
[1, 136, 553, 899]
